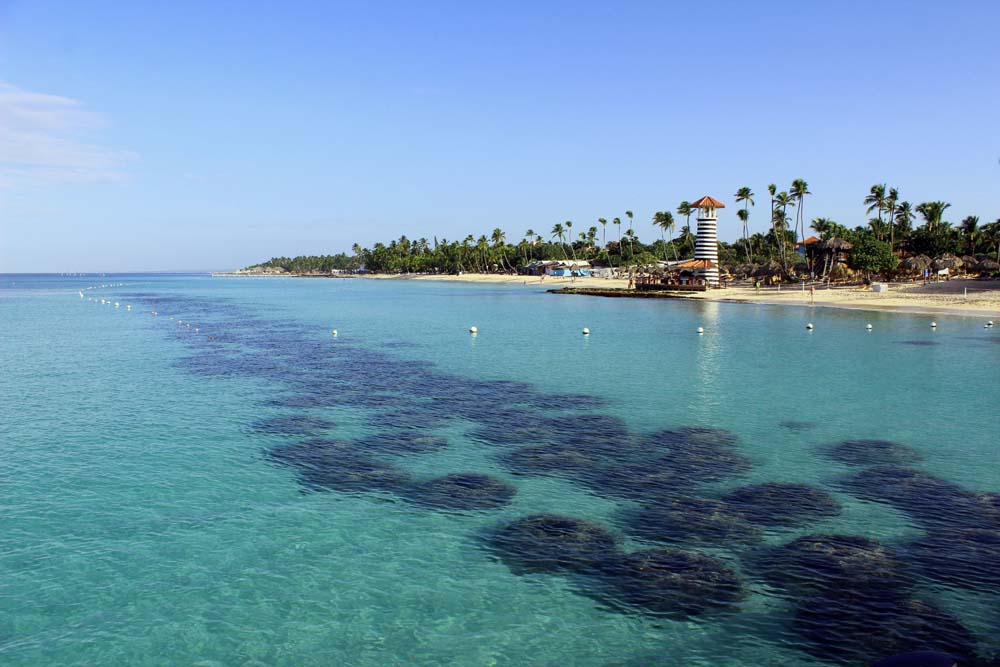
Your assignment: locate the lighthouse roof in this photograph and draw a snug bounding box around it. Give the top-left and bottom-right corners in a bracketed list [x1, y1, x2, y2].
[690, 195, 726, 208]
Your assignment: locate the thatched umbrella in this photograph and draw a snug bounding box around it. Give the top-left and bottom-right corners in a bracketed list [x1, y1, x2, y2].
[900, 254, 932, 273]
[822, 237, 853, 253]
[974, 258, 1000, 274]
[932, 253, 963, 271]
[961, 255, 979, 269]
[753, 261, 782, 277]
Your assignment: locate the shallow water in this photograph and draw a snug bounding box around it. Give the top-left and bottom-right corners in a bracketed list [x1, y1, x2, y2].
[1, 273, 998, 666]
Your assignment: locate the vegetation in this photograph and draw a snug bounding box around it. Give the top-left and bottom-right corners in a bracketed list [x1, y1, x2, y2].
[245, 182, 1000, 280]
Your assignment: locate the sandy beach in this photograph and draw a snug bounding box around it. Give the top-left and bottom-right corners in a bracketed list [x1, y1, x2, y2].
[365, 273, 1000, 317]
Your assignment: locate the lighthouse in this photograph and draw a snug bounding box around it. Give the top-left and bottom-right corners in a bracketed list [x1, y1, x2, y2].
[691, 195, 725, 286]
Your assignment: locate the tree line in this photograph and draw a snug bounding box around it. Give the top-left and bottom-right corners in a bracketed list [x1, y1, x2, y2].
[247, 182, 1000, 277]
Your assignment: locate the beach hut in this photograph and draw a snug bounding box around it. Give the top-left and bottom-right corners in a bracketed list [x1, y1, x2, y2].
[932, 254, 963, 273]
[900, 254, 932, 274]
[973, 258, 1000, 275]
[546, 260, 591, 277]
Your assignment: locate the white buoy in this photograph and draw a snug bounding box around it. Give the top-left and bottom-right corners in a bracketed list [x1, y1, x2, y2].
[114, 302, 120, 308]
[866, 323, 873, 330]
[697, 327, 704, 334]
[930, 321, 937, 328]
[194, 328, 199, 333]
[806, 323, 814, 330]
[186, 323, 191, 328]
[331, 329, 338, 337]
[469, 326, 478, 334]
[989, 321, 995, 327]
[582, 327, 590, 335]
[126, 305, 131, 311]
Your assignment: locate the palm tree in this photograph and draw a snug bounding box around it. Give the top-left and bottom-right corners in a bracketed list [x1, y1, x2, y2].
[677, 201, 693, 234]
[773, 191, 795, 270]
[734, 187, 754, 262]
[652, 211, 677, 260]
[625, 210, 635, 257]
[598, 217, 611, 268]
[736, 209, 751, 262]
[565, 220, 576, 259]
[613, 217, 622, 247]
[551, 223, 566, 259]
[491, 228, 510, 272]
[915, 201, 951, 232]
[864, 185, 887, 239]
[789, 179, 810, 244]
[523, 229, 536, 264]
[960, 216, 980, 254]
[885, 187, 899, 250]
[894, 202, 914, 246]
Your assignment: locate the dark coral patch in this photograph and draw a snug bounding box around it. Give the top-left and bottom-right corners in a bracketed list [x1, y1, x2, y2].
[743, 534, 913, 599]
[623, 498, 761, 546]
[896, 340, 941, 346]
[499, 444, 609, 481]
[403, 473, 516, 511]
[838, 466, 990, 531]
[485, 514, 618, 575]
[722, 483, 841, 527]
[824, 439, 922, 466]
[354, 431, 449, 456]
[267, 439, 410, 493]
[903, 528, 1000, 588]
[595, 549, 745, 618]
[792, 595, 979, 665]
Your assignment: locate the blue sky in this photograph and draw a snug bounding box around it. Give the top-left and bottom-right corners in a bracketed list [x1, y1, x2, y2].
[1, 0, 998, 271]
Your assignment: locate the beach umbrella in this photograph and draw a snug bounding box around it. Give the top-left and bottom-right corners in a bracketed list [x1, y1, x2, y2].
[932, 253, 962, 271]
[961, 255, 979, 269]
[822, 237, 853, 252]
[974, 258, 999, 274]
[900, 255, 932, 273]
[753, 261, 782, 277]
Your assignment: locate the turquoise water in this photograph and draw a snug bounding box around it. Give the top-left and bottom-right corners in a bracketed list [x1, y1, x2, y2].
[1, 274, 998, 666]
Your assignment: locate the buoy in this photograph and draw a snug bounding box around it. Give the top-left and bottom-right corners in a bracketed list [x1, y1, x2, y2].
[930, 321, 937, 328]
[469, 326, 478, 334]
[126, 305, 131, 311]
[582, 327, 590, 335]
[866, 323, 873, 330]
[806, 323, 814, 330]
[988, 320, 995, 327]
[194, 328, 199, 333]
[331, 329, 338, 337]
[186, 323, 191, 328]
[114, 302, 119, 308]
[697, 327, 704, 334]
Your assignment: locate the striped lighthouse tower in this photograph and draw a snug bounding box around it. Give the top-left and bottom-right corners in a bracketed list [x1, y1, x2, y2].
[691, 195, 725, 286]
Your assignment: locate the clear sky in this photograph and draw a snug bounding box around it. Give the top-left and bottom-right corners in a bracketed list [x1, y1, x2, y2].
[1, 0, 998, 272]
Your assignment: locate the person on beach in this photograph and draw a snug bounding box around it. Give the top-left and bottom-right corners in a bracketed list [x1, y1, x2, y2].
[809, 284, 815, 305]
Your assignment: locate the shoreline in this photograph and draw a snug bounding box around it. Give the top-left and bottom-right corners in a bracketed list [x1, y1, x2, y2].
[213, 272, 1000, 317]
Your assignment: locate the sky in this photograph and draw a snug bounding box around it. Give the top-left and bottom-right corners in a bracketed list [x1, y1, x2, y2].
[1, 0, 998, 272]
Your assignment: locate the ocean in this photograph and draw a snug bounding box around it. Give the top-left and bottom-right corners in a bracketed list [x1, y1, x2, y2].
[1, 273, 997, 666]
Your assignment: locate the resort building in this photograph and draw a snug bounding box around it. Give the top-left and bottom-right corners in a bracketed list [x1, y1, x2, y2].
[691, 195, 725, 286]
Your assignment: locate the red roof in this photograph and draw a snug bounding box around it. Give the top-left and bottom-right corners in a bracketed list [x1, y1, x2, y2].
[802, 236, 821, 244]
[690, 195, 726, 209]
[671, 258, 718, 270]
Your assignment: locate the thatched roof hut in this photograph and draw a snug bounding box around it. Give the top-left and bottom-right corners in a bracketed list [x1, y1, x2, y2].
[753, 261, 783, 277]
[932, 253, 963, 271]
[961, 255, 979, 269]
[900, 254, 932, 273]
[822, 238, 853, 252]
[974, 258, 1000, 274]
